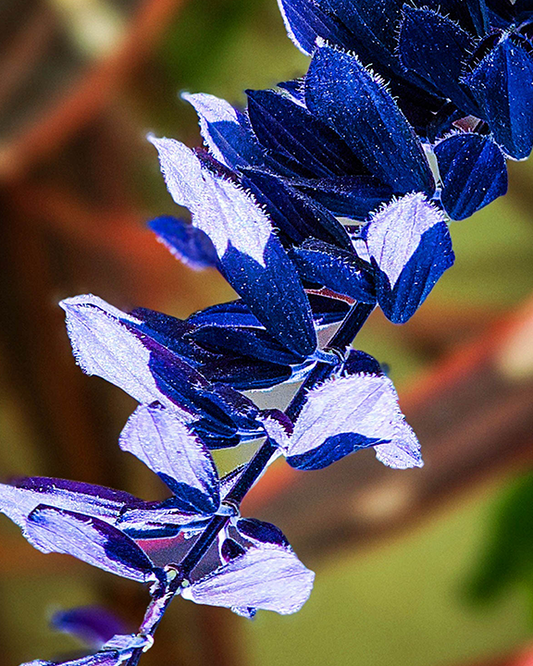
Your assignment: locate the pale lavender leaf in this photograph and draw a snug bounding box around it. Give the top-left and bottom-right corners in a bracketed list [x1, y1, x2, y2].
[148, 136, 272, 267]
[289, 374, 403, 456]
[181, 544, 314, 614]
[60, 295, 176, 408]
[119, 405, 219, 514]
[374, 420, 423, 469]
[25, 506, 155, 583]
[364, 193, 446, 287]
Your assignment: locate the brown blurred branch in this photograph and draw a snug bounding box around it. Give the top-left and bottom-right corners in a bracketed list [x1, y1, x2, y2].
[0, 0, 184, 181]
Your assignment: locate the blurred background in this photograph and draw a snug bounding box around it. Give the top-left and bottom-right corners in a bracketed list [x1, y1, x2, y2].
[1, 1, 533, 664]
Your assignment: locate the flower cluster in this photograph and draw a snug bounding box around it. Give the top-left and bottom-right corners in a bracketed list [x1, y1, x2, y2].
[2, 0, 532, 664]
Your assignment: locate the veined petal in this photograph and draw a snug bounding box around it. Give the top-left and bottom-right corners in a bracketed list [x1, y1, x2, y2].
[25, 506, 156, 583]
[149, 136, 316, 357]
[364, 193, 454, 323]
[60, 294, 184, 408]
[119, 405, 220, 515]
[305, 42, 435, 196]
[181, 543, 314, 615]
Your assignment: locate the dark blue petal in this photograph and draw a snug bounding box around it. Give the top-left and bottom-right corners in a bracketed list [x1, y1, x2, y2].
[0, 477, 147, 529]
[149, 137, 317, 358]
[289, 174, 394, 219]
[119, 405, 220, 515]
[182, 543, 314, 614]
[148, 216, 218, 270]
[242, 168, 352, 248]
[464, 32, 533, 159]
[25, 506, 156, 582]
[276, 0, 354, 55]
[435, 133, 508, 220]
[364, 194, 454, 323]
[423, 0, 489, 36]
[246, 88, 367, 179]
[291, 239, 376, 303]
[305, 42, 435, 196]
[235, 518, 290, 548]
[399, 7, 479, 114]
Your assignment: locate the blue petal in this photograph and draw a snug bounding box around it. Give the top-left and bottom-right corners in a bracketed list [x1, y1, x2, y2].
[24, 506, 157, 582]
[399, 7, 478, 114]
[0, 477, 147, 529]
[305, 42, 435, 196]
[435, 133, 508, 220]
[181, 543, 314, 614]
[285, 351, 422, 470]
[182, 92, 270, 170]
[148, 216, 218, 270]
[119, 405, 220, 515]
[288, 174, 394, 219]
[464, 32, 533, 159]
[364, 193, 454, 323]
[290, 239, 376, 303]
[241, 168, 353, 248]
[235, 518, 290, 548]
[246, 88, 367, 179]
[423, 0, 489, 36]
[276, 0, 354, 55]
[149, 137, 317, 357]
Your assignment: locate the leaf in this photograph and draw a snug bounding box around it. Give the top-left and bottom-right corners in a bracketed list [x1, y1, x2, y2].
[181, 543, 314, 615]
[364, 193, 454, 323]
[119, 405, 220, 515]
[25, 506, 156, 583]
